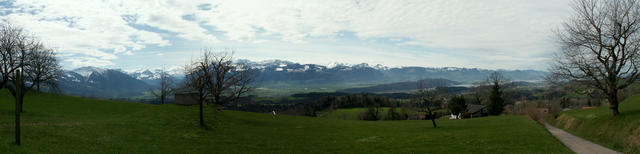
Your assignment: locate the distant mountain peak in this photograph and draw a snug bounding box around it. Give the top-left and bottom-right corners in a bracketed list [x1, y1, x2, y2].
[72, 66, 108, 78]
[353, 63, 370, 68]
[373, 64, 390, 70]
[326, 62, 352, 69]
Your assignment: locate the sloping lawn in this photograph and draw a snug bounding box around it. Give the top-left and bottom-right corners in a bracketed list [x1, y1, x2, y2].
[1, 91, 571, 153]
[548, 94, 640, 153]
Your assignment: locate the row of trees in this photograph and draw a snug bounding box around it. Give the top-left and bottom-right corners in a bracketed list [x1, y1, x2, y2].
[303, 94, 400, 117]
[1, 23, 62, 145]
[413, 71, 508, 128]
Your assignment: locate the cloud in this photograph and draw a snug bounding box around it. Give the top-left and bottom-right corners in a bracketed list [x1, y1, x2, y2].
[65, 57, 115, 68]
[1, 0, 572, 70]
[1, 0, 216, 68]
[194, 0, 570, 69]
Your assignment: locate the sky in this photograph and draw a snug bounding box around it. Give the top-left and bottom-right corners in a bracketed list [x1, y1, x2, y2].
[0, 0, 572, 71]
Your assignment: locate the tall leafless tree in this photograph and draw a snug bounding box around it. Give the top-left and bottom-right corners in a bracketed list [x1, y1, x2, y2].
[185, 58, 211, 127]
[1, 23, 31, 146]
[0, 23, 25, 145]
[206, 51, 255, 107]
[1, 23, 61, 145]
[184, 49, 256, 126]
[25, 43, 62, 92]
[550, 0, 640, 116]
[149, 67, 174, 104]
[0, 23, 22, 90]
[470, 82, 488, 105]
[415, 80, 439, 128]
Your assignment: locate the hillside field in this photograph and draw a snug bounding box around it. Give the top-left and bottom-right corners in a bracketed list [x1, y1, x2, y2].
[548, 94, 640, 153]
[0, 90, 571, 153]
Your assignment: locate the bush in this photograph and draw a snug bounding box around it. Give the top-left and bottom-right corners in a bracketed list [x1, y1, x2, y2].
[385, 107, 406, 120]
[520, 102, 546, 124]
[358, 107, 381, 121]
[460, 112, 471, 119]
[448, 95, 467, 115]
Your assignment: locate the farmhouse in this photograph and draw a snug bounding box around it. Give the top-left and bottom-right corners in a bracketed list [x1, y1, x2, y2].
[174, 88, 199, 105]
[467, 104, 488, 118]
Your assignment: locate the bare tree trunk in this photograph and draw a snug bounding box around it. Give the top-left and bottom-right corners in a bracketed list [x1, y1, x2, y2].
[609, 91, 620, 116]
[426, 106, 437, 128]
[214, 96, 222, 111]
[199, 100, 204, 126]
[15, 70, 22, 145]
[15, 94, 21, 145]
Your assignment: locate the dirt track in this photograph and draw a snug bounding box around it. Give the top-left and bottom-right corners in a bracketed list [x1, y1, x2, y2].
[544, 123, 621, 154]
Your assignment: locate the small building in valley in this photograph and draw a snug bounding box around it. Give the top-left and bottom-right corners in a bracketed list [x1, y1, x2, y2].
[467, 104, 488, 118]
[174, 88, 199, 105]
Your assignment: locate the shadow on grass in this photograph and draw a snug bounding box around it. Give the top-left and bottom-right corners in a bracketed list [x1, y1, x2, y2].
[620, 109, 640, 116]
[201, 124, 213, 130]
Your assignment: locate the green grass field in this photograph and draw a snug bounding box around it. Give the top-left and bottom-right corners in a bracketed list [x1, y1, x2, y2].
[322, 107, 453, 121]
[320, 107, 390, 120]
[547, 94, 640, 153]
[0, 90, 571, 153]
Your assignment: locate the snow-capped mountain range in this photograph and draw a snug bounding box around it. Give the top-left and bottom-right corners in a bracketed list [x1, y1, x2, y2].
[239, 59, 545, 87]
[124, 66, 184, 85]
[55, 59, 547, 98]
[59, 66, 151, 98]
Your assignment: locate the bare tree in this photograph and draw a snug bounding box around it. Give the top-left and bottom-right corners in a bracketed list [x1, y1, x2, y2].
[206, 51, 255, 107]
[470, 82, 488, 105]
[185, 58, 211, 127]
[0, 23, 23, 145]
[184, 49, 256, 126]
[25, 43, 62, 92]
[1, 23, 32, 146]
[415, 80, 439, 128]
[149, 67, 174, 104]
[1, 23, 61, 145]
[0, 23, 22, 90]
[551, 0, 640, 116]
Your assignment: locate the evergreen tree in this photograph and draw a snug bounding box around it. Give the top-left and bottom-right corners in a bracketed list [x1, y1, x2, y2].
[488, 80, 504, 115]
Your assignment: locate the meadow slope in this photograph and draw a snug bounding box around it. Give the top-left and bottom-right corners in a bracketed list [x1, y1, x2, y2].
[548, 94, 640, 153]
[0, 91, 571, 153]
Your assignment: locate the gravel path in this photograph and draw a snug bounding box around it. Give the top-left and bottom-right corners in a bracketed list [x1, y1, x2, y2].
[544, 123, 621, 154]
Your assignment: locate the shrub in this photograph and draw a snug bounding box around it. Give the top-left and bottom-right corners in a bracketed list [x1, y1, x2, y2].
[521, 102, 546, 124]
[448, 95, 467, 115]
[385, 106, 405, 120]
[358, 107, 381, 121]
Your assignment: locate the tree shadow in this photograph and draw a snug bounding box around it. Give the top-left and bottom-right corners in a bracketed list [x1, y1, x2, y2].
[620, 109, 640, 117]
[200, 124, 213, 130]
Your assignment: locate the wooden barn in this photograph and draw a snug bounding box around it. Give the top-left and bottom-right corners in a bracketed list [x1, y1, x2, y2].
[467, 104, 488, 118]
[174, 88, 199, 105]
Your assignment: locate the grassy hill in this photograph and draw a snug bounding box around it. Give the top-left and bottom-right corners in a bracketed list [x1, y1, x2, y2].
[0, 90, 571, 153]
[547, 94, 640, 153]
[322, 107, 432, 120]
[320, 107, 392, 120]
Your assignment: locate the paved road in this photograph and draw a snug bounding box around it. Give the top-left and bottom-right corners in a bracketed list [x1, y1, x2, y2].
[544, 123, 621, 154]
